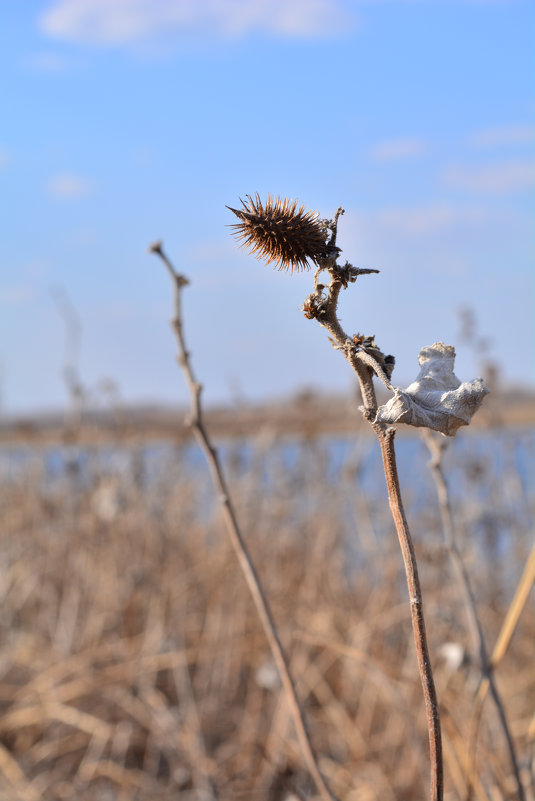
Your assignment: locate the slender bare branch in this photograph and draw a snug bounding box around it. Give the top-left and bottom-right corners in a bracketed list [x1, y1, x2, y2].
[149, 240, 339, 801]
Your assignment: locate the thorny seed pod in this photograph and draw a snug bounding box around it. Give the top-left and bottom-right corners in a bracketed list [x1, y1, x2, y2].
[227, 194, 331, 272]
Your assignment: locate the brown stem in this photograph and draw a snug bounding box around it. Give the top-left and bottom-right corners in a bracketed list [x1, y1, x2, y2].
[377, 427, 443, 801]
[313, 266, 444, 801]
[150, 242, 339, 801]
[319, 276, 378, 411]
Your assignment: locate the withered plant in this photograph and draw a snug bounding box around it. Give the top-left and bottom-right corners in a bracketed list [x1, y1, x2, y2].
[228, 195, 490, 801]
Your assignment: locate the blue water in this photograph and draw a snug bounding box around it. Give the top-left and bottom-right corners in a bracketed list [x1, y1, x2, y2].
[1, 427, 532, 600]
[1, 427, 532, 498]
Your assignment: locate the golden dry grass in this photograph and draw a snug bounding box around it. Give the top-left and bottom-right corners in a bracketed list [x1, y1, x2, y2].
[0, 430, 533, 800]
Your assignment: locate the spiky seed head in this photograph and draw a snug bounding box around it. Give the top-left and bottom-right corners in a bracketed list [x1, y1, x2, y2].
[227, 194, 330, 272]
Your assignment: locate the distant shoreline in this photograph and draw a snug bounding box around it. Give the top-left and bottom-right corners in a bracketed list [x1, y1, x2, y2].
[1, 389, 533, 445]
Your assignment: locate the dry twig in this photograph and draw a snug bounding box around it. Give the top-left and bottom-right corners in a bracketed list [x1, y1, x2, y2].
[149, 240, 339, 801]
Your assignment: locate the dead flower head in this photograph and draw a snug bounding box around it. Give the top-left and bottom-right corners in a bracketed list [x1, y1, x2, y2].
[227, 194, 331, 272]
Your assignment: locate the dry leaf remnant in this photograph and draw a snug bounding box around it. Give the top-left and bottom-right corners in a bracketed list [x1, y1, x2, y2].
[227, 193, 333, 272]
[375, 343, 490, 437]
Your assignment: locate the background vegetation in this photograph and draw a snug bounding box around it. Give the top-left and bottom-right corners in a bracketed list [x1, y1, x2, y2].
[0, 415, 532, 800]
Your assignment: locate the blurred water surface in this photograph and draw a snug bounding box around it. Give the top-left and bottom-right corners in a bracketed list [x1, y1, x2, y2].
[2, 428, 532, 576]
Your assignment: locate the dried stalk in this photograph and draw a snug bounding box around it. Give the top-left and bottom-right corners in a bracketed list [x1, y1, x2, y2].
[301, 211, 443, 801]
[149, 241, 339, 801]
[423, 431, 525, 801]
[469, 543, 535, 799]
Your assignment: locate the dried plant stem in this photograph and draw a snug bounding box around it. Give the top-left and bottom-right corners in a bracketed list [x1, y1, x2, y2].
[378, 429, 443, 801]
[312, 265, 443, 801]
[469, 542, 535, 798]
[150, 242, 339, 801]
[423, 432, 525, 801]
[485, 541, 535, 672]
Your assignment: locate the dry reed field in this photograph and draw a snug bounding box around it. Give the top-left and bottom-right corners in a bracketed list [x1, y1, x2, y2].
[0, 425, 533, 801]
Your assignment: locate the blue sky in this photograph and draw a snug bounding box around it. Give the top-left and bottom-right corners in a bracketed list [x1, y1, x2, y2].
[1, 0, 534, 415]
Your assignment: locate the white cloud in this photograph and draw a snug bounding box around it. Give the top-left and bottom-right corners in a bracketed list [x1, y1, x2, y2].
[47, 172, 93, 198]
[443, 160, 535, 194]
[469, 124, 535, 149]
[366, 204, 487, 236]
[39, 0, 353, 45]
[334, 204, 491, 270]
[369, 137, 429, 162]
